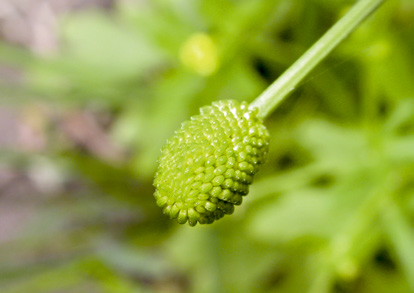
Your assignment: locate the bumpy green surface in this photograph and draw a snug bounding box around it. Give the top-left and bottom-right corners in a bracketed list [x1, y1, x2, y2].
[154, 100, 270, 226]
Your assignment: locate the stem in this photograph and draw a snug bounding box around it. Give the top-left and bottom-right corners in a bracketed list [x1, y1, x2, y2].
[249, 0, 385, 120]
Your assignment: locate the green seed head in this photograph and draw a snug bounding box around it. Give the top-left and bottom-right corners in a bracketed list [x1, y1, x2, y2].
[154, 100, 270, 226]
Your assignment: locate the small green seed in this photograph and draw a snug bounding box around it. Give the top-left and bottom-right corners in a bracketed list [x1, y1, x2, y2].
[196, 205, 206, 213]
[205, 201, 217, 212]
[239, 162, 249, 171]
[156, 196, 168, 207]
[212, 175, 225, 186]
[224, 168, 235, 179]
[210, 186, 222, 197]
[170, 205, 180, 219]
[203, 172, 215, 183]
[198, 193, 209, 200]
[188, 208, 200, 222]
[177, 209, 188, 224]
[214, 165, 227, 175]
[222, 179, 233, 189]
[200, 183, 213, 193]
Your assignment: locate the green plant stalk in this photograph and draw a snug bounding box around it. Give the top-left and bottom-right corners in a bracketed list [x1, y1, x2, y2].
[249, 0, 385, 119]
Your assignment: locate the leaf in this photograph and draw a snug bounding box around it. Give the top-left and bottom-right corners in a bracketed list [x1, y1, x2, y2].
[246, 188, 337, 243]
[386, 137, 414, 163]
[61, 12, 164, 79]
[381, 200, 414, 290]
[295, 119, 370, 171]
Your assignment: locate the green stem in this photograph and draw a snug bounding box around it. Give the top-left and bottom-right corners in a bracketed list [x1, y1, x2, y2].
[249, 0, 385, 120]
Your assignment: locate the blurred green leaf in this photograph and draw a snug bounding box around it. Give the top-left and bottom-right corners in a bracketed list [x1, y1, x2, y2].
[381, 200, 414, 289]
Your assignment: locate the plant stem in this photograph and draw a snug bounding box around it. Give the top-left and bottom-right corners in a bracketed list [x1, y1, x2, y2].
[249, 0, 385, 120]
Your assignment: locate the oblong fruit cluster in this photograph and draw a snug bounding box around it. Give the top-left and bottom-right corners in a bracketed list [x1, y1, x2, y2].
[153, 100, 270, 226]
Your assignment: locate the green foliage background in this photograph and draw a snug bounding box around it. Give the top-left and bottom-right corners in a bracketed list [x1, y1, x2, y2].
[1, 0, 414, 292]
